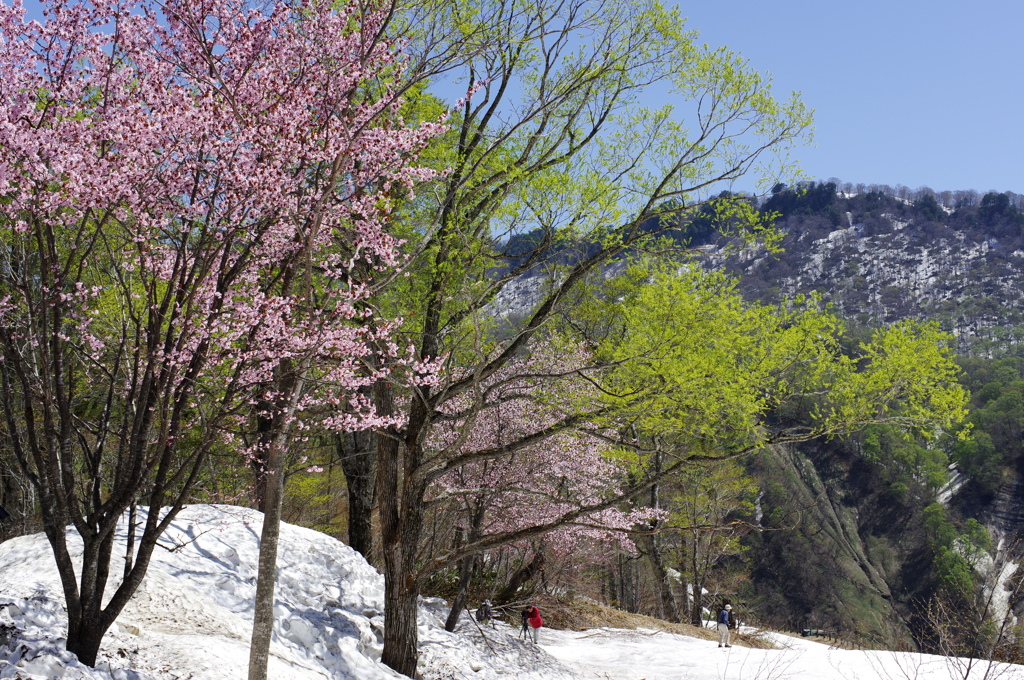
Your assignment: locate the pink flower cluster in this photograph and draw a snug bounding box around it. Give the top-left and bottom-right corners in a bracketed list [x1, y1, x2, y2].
[430, 339, 653, 554]
[0, 0, 443, 436]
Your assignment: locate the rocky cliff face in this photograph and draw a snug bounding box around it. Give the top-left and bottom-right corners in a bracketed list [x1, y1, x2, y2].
[710, 192, 1024, 355]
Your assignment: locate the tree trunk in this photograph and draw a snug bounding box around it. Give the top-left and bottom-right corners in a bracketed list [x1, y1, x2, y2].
[247, 432, 288, 680]
[381, 563, 421, 677]
[496, 548, 545, 604]
[58, 507, 158, 667]
[376, 380, 426, 677]
[605, 563, 617, 608]
[642, 531, 681, 622]
[337, 429, 375, 558]
[66, 620, 108, 667]
[249, 364, 301, 680]
[0, 457, 33, 542]
[251, 397, 274, 515]
[616, 553, 639, 614]
[445, 503, 485, 632]
[690, 580, 704, 627]
[444, 551, 474, 632]
[640, 449, 679, 621]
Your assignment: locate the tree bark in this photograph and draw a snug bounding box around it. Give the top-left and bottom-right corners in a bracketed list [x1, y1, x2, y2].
[496, 548, 545, 604]
[376, 380, 426, 677]
[247, 433, 288, 680]
[251, 397, 274, 515]
[337, 429, 376, 558]
[248, 364, 301, 680]
[66, 621, 107, 667]
[690, 580, 704, 627]
[618, 553, 639, 614]
[641, 448, 680, 622]
[444, 546, 474, 632]
[642, 531, 681, 623]
[445, 503, 486, 632]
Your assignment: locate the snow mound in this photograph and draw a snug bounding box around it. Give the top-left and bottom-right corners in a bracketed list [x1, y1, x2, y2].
[0, 505, 578, 680]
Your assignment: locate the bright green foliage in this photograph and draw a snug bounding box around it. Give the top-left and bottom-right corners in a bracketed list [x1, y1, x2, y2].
[923, 502, 991, 592]
[924, 503, 959, 549]
[862, 425, 949, 499]
[959, 518, 991, 567]
[933, 546, 975, 594]
[594, 262, 969, 460]
[825, 320, 968, 435]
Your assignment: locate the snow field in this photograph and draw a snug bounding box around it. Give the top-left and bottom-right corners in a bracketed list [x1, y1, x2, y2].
[0, 505, 575, 680]
[2, 505, 1024, 680]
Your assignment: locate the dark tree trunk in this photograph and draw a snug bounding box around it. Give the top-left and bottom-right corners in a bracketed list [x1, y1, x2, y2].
[617, 553, 639, 613]
[642, 531, 681, 622]
[337, 429, 375, 558]
[250, 397, 274, 514]
[0, 458, 34, 542]
[604, 562, 617, 607]
[54, 499, 183, 667]
[444, 546, 474, 632]
[381, 564, 421, 677]
[123, 502, 138, 581]
[640, 449, 679, 621]
[690, 580, 704, 627]
[66, 620, 107, 667]
[376, 380, 426, 678]
[445, 503, 485, 632]
[496, 548, 545, 604]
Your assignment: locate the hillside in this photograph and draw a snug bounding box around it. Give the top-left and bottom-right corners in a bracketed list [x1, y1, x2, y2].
[713, 184, 1024, 354]
[694, 183, 1024, 646]
[474, 183, 1024, 650]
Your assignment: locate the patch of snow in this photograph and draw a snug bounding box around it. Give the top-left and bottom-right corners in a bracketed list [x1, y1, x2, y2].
[938, 468, 968, 505]
[0, 506, 574, 680]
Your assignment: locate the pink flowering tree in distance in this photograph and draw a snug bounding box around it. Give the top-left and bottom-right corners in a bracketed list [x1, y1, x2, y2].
[0, 0, 440, 668]
[425, 339, 656, 629]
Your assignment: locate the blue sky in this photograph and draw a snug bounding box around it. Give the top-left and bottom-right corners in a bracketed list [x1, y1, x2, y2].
[679, 0, 1024, 194]
[16, 0, 1021, 194]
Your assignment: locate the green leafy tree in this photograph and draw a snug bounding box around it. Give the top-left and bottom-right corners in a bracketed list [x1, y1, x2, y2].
[362, 0, 813, 672]
[579, 261, 968, 629]
[923, 503, 990, 593]
[594, 264, 968, 455]
[666, 459, 756, 625]
[862, 425, 949, 500]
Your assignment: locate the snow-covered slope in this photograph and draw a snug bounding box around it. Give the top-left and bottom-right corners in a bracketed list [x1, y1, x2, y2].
[0, 505, 576, 680]
[3, 505, 1024, 680]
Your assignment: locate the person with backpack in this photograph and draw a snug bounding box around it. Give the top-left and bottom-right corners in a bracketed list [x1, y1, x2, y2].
[717, 604, 733, 648]
[524, 605, 543, 643]
[476, 600, 493, 627]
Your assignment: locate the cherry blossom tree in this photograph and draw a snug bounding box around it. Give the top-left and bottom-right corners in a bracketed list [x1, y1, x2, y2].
[0, 0, 438, 668]
[425, 340, 652, 629]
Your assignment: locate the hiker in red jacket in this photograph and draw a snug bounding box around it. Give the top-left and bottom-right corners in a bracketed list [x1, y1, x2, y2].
[525, 605, 543, 644]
